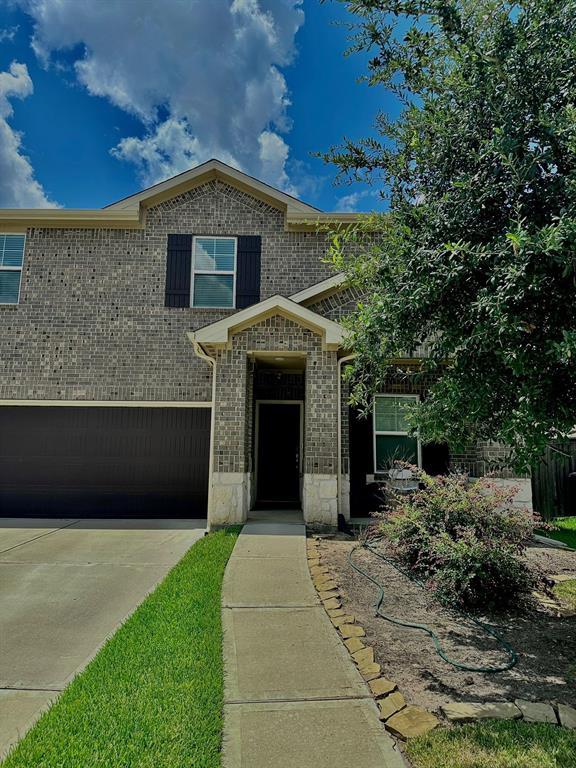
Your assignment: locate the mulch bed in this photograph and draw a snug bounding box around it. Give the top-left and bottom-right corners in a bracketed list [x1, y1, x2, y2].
[319, 535, 576, 714]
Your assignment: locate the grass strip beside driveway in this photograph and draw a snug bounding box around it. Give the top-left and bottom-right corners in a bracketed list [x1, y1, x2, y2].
[407, 719, 576, 768]
[2, 527, 240, 768]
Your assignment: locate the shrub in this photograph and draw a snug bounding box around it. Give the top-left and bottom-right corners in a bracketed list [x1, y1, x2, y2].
[377, 466, 538, 611]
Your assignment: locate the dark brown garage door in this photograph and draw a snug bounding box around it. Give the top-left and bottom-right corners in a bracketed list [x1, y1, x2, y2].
[0, 406, 210, 518]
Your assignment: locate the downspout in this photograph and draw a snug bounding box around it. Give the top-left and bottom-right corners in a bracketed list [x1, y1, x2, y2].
[337, 352, 356, 519]
[188, 332, 217, 530]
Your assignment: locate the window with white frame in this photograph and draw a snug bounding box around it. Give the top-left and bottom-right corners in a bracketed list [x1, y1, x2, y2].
[0, 234, 25, 305]
[191, 236, 236, 308]
[374, 394, 421, 471]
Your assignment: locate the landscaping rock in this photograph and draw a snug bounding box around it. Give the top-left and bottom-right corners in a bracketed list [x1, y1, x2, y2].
[310, 565, 329, 576]
[307, 559, 320, 569]
[533, 591, 561, 610]
[558, 703, 576, 729]
[378, 691, 406, 721]
[441, 702, 522, 723]
[352, 647, 374, 667]
[533, 534, 568, 549]
[550, 574, 576, 583]
[315, 579, 338, 592]
[319, 590, 340, 601]
[360, 663, 381, 682]
[331, 614, 355, 627]
[323, 598, 341, 611]
[385, 706, 440, 739]
[344, 637, 365, 653]
[369, 678, 397, 698]
[327, 608, 345, 618]
[313, 573, 333, 585]
[339, 624, 365, 639]
[514, 700, 557, 724]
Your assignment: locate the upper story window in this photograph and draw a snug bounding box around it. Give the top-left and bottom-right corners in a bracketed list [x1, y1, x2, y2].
[0, 234, 25, 305]
[374, 394, 421, 471]
[191, 236, 236, 308]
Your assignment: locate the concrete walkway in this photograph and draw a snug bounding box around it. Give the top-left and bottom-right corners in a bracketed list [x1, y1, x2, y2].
[221, 519, 405, 768]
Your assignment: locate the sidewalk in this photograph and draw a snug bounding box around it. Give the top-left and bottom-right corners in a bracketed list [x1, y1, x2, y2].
[221, 519, 405, 768]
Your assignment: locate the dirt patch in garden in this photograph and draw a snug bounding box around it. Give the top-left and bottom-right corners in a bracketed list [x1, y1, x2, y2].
[319, 536, 576, 714]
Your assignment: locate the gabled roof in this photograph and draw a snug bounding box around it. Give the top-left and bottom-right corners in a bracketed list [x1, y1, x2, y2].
[290, 273, 347, 305]
[105, 158, 320, 214]
[188, 294, 346, 351]
[0, 159, 370, 232]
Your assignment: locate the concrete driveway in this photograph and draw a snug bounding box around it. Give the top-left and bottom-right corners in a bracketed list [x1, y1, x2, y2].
[0, 517, 206, 757]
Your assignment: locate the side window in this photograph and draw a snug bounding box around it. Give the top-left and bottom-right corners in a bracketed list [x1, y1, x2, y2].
[0, 234, 25, 305]
[373, 394, 420, 470]
[191, 237, 236, 308]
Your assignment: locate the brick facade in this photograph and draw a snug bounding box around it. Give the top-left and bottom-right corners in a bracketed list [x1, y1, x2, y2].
[0, 180, 333, 402]
[0, 172, 527, 526]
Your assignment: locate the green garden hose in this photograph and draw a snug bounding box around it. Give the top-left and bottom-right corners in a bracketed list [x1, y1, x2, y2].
[347, 537, 518, 673]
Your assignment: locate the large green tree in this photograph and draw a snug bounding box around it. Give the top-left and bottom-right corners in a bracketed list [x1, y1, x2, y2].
[324, 0, 576, 470]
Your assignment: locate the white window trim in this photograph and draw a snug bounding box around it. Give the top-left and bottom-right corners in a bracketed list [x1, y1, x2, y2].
[373, 393, 422, 472]
[190, 235, 237, 309]
[0, 233, 25, 306]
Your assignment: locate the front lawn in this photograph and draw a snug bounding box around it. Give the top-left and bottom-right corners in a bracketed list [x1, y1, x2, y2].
[555, 579, 576, 612]
[2, 527, 240, 768]
[407, 720, 576, 768]
[538, 517, 576, 550]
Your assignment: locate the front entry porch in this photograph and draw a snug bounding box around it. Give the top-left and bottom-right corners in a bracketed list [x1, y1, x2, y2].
[188, 297, 347, 530]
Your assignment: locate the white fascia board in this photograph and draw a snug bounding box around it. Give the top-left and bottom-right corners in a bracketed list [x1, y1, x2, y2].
[290, 274, 347, 304]
[106, 159, 319, 214]
[189, 295, 345, 348]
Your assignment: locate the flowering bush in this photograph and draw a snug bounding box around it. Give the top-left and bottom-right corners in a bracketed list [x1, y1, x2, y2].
[377, 466, 538, 611]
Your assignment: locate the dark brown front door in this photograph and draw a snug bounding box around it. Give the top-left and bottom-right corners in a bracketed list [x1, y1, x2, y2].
[256, 402, 301, 508]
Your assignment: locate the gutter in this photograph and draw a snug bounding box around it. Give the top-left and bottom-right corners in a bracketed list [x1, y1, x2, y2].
[337, 352, 356, 519]
[188, 332, 217, 530]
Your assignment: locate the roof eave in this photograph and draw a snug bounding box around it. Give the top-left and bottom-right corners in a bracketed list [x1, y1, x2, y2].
[105, 159, 321, 215]
[188, 295, 346, 351]
[0, 208, 143, 232]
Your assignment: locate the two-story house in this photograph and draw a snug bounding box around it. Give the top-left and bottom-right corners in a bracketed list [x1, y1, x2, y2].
[0, 159, 531, 528]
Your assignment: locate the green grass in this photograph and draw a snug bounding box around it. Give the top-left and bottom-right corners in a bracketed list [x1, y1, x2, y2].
[2, 527, 240, 768]
[537, 516, 576, 549]
[407, 720, 576, 768]
[554, 578, 576, 611]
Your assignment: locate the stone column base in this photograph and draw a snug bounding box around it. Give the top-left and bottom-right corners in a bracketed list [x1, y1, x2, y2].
[339, 473, 351, 521]
[208, 472, 250, 529]
[302, 473, 338, 529]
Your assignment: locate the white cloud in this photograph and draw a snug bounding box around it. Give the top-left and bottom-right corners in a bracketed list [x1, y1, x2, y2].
[0, 61, 57, 207]
[336, 189, 380, 212]
[0, 26, 19, 43]
[18, 0, 305, 192]
[111, 117, 239, 187]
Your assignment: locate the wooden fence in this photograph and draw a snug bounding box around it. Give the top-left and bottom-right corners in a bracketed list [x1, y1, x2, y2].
[532, 440, 576, 519]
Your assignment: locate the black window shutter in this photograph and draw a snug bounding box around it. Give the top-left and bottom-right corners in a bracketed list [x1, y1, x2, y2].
[165, 234, 192, 307]
[236, 235, 261, 309]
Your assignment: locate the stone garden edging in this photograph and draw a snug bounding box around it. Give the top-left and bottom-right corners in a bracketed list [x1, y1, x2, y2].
[306, 536, 576, 738]
[307, 536, 440, 741]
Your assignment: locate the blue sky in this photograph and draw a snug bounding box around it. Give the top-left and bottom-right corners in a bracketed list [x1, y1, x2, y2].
[0, 1, 398, 211]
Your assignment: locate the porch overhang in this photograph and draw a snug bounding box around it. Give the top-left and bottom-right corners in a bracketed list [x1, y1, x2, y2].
[187, 295, 346, 351]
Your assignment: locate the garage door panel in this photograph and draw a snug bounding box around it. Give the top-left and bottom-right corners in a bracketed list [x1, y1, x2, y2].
[0, 407, 210, 518]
